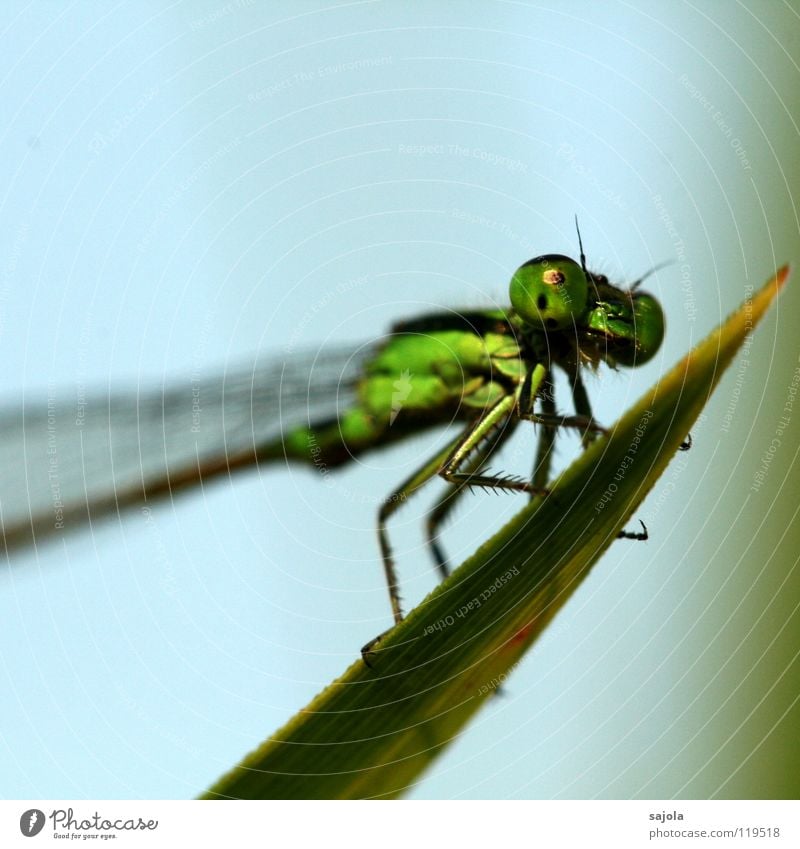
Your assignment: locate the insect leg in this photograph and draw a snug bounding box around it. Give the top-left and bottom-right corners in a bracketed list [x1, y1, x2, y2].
[376, 439, 463, 626]
[439, 391, 547, 495]
[572, 368, 648, 541]
[426, 415, 520, 580]
[521, 359, 605, 439]
[570, 368, 602, 448]
[617, 519, 648, 541]
[521, 410, 608, 438]
[531, 375, 557, 494]
[363, 430, 497, 665]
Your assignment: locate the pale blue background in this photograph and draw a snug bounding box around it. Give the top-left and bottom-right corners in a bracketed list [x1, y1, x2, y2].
[0, 1, 798, 799]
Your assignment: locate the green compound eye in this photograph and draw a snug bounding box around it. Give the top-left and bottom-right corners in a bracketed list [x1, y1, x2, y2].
[611, 292, 665, 366]
[584, 290, 666, 367]
[509, 254, 588, 331]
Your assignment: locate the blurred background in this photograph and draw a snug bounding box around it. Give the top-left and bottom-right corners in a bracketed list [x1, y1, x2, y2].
[0, 1, 798, 799]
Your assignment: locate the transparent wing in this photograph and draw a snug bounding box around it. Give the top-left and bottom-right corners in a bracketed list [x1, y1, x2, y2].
[0, 344, 373, 551]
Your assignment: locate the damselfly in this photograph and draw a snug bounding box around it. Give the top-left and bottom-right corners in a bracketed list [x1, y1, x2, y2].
[0, 229, 669, 643]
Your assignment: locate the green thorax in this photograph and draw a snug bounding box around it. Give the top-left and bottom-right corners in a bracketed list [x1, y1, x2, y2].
[358, 326, 527, 422]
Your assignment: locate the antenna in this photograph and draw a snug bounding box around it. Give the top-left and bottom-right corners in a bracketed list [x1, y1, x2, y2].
[630, 260, 673, 292]
[574, 215, 600, 299]
[574, 215, 587, 275]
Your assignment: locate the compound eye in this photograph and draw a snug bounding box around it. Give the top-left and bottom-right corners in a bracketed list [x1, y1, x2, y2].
[509, 254, 588, 331]
[613, 292, 666, 366]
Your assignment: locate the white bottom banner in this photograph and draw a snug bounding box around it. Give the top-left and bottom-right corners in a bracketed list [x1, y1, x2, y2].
[2, 800, 796, 848]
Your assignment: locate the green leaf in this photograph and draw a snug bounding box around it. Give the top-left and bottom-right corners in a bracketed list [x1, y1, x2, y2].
[202, 267, 789, 800]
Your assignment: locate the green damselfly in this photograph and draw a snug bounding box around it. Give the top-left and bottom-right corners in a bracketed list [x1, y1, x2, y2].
[0, 227, 675, 649]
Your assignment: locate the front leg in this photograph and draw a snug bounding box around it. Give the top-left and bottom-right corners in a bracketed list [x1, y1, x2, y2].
[439, 389, 547, 496]
[521, 410, 609, 438]
[426, 414, 520, 580]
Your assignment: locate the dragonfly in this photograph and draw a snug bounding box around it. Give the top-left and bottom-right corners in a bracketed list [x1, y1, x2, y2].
[0, 228, 669, 650]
